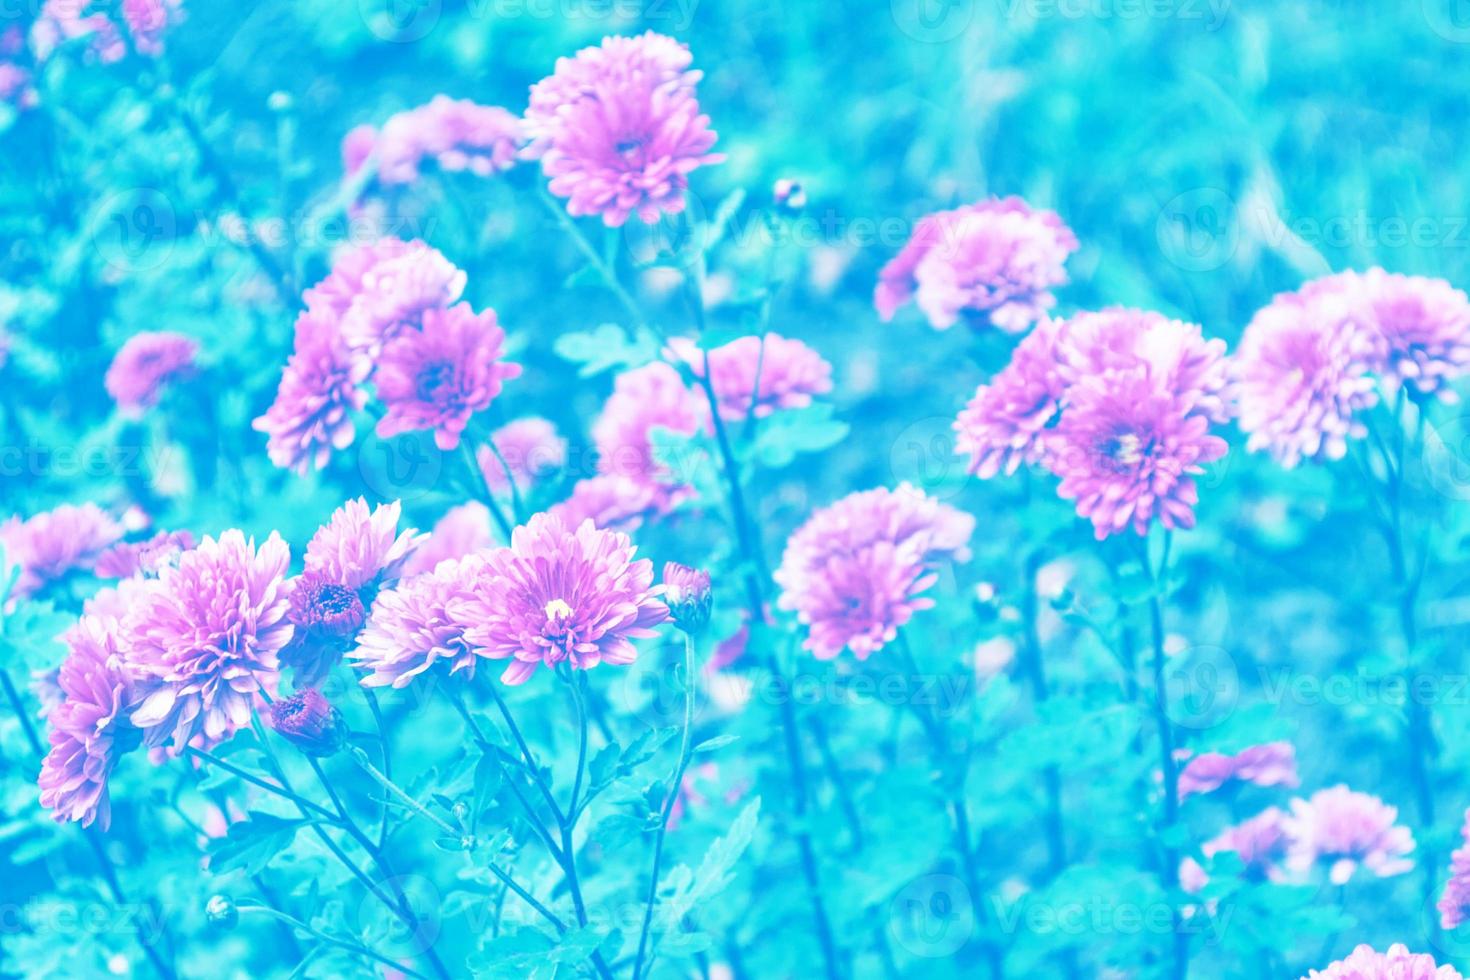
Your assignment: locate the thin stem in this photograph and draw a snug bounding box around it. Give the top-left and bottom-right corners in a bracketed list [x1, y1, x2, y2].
[1141, 535, 1188, 980]
[538, 188, 647, 329]
[185, 747, 338, 822]
[632, 632, 699, 980]
[237, 904, 430, 980]
[1019, 550, 1067, 880]
[362, 688, 393, 849]
[350, 748, 458, 837]
[461, 442, 515, 541]
[484, 436, 528, 526]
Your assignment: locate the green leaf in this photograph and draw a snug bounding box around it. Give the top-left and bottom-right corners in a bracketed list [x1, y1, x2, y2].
[659, 798, 761, 928]
[746, 404, 849, 469]
[552, 323, 659, 378]
[208, 812, 307, 877]
[693, 734, 740, 754]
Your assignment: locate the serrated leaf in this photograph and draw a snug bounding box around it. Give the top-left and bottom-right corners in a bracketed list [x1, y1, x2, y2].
[552, 323, 658, 377]
[747, 404, 848, 468]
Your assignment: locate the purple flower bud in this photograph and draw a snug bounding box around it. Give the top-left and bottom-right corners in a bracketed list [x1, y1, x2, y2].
[269, 689, 346, 757]
[662, 562, 712, 635]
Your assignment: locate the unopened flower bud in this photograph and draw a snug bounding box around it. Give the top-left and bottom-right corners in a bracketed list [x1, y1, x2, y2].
[662, 562, 712, 635]
[205, 895, 237, 929]
[269, 688, 346, 757]
[773, 179, 806, 213]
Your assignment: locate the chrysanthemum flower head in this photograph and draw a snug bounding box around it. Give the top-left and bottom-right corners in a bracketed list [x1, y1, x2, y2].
[1046, 372, 1228, 540]
[1177, 741, 1299, 801]
[403, 503, 495, 577]
[303, 498, 420, 592]
[252, 307, 371, 474]
[461, 512, 670, 684]
[478, 417, 568, 495]
[876, 197, 1077, 332]
[548, 474, 666, 532]
[104, 331, 198, 416]
[955, 316, 1067, 479]
[663, 561, 712, 634]
[666, 333, 833, 421]
[775, 484, 974, 660]
[95, 529, 195, 579]
[1302, 944, 1462, 980]
[349, 555, 490, 688]
[355, 96, 523, 188]
[1233, 275, 1382, 467]
[38, 616, 140, 828]
[1, 503, 124, 600]
[593, 361, 708, 503]
[1439, 807, 1470, 929]
[374, 302, 521, 452]
[1283, 784, 1415, 885]
[122, 530, 293, 753]
[525, 32, 724, 226]
[336, 241, 468, 355]
[1356, 268, 1470, 401]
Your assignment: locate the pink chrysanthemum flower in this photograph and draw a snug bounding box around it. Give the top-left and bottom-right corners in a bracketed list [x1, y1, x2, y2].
[355, 96, 523, 187]
[122, 531, 293, 753]
[593, 361, 708, 501]
[403, 503, 495, 577]
[666, 333, 833, 421]
[1, 503, 124, 599]
[1233, 276, 1382, 467]
[955, 317, 1067, 478]
[1283, 785, 1416, 885]
[1046, 371, 1228, 539]
[95, 529, 195, 579]
[253, 308, 371, 473]
[478, 417, 568, 495]
[1357, 268, 1470, 400]
[1177, 741, 1300, 801]
[1302, 944, 1463, 980]
[121, 0, 182, 57]
[374, 303, 521, 451]
[1439, 808, 1470, 929]
[302, 498, 420, 592]
[281, 500, 420, 686]
[1182, 806, 1291, 896]
[548, 474, 666, 532]
[774, 484, 974, 660]
[300, 238, 466, 356]
[104, 331, 198, 416]
[349, 555, 490, 688]
[875, 197, 1078, 332]
[38, 617, 140, 828]
[460, 512, 670, 684]
[525, 32, 724, 226]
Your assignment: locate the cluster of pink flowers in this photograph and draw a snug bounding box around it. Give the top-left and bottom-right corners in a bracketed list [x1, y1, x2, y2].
[1181, 806, 1291, 893]
[31, 0, 183, 64]
[875, 197, 1078, 332]
[774, 484, 973, 659]
[1234, 269, 1470, 466]
[104, 331, 198, 416]
[956, 308, 1230, 538]
[1177, 741, 1300, 800]
[0, 22, 36, 110]
[524, 31, 724, 226]
[666, 333, 833, 421]
[343, 96, 523, 195]
[587, 360, 709, 520]
[1, 502, 124, 600]
[1303, 945, 1462, 980]
[352, 512, 669, 686]
[255, 238, 519, 468]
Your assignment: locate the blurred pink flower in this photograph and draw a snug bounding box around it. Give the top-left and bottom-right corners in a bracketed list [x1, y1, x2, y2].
[38, 616, 139, 828]
[1283, 785, 1415, 885]
[525, 32, 723, 226]
[666, 333, 833, 421]
[349, 96, 523, 189]
[461, 512, 669, 684]
[1439, 808, 1470, 929]
[875, 197, 1077, 331]
[477, 417, 568, 495]
[374, 303, 521, 451]
[1233, 274, 1382, 467]
[253, 307, 371, 473]
[775, 484, 973, 659]
[1357, 268, 1470, 400]
[548, 474, 666, 532]
[104, 331, 198, 416]
[123, 531, 292, 753]
[403, 503, 495, 576]
[1177, 741, 1300, 800]
[95, 529, 195, 579]
[592, 361, 708, 506]
[1, 503, 124, 599]
[1302, 944, 1462, 980]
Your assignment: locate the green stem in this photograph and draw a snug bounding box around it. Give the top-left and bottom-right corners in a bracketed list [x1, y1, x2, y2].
[632, 632, 699, 980]
[237, 904, 430, 979]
